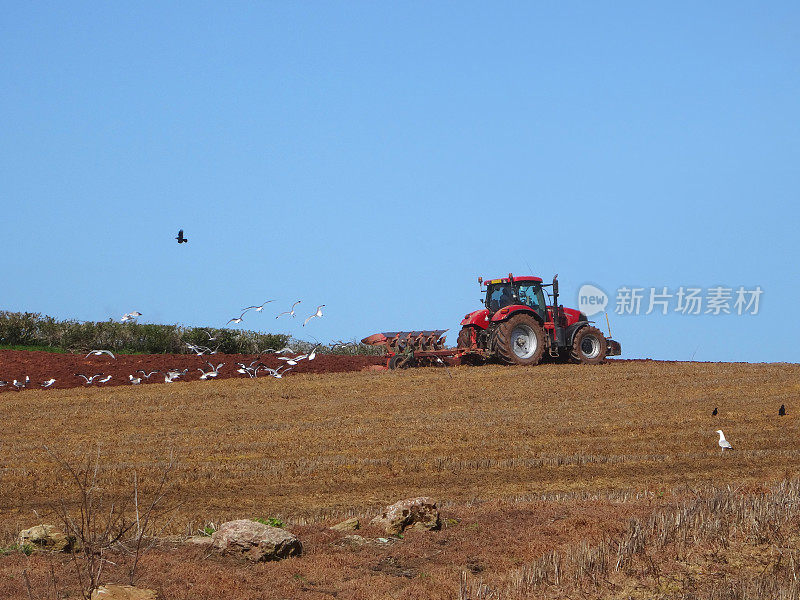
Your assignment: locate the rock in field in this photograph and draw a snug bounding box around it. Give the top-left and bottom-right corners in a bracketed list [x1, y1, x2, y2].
[370, 497, 441, 535]
[211, 519, 302, 562]
[18, 524, 78, 552]
[91, 584, 158, 599]
[330, 517, 360, 531]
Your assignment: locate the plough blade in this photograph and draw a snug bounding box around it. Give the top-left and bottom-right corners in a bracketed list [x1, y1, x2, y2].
[361, 330, 448, 353]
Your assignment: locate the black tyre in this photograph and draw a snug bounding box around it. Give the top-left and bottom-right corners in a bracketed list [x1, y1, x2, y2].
[570, 326, 607, 365]
[492, 314, 545, 366]
[457, 326, 476, 349]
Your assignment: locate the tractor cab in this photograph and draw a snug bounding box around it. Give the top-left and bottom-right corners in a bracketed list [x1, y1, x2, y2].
[484, 276, 547, 316]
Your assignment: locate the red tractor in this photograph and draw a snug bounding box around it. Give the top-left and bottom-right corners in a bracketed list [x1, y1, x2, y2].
[362, 274, 621, 368]
[458, 274, 620, 365]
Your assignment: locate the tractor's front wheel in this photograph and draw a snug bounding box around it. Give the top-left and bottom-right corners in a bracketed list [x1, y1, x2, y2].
[457, 326, 476, 349]
[570, 326, 607, 364]
[492, 314, 545, 366]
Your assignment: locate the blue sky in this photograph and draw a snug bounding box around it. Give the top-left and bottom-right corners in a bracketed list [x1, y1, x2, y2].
[2, 2, 798, 362]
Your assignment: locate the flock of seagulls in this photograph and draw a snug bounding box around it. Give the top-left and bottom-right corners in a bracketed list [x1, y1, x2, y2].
[224, 300, 326, 329]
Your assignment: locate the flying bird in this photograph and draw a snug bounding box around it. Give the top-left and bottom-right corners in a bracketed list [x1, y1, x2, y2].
[96, 375, 112, 384]
[120, 311, 142, 322]
[242, 300, 274, 313]
[712, 407, 718, 416]
[86, 350, 115, 359]
[779, 404, 786, 416]
[40, 379, 56, 388]
[199, 361, 225, 380]
[176, 229, 188, 244]
[272, 365, 293, 379]
[716, 429, 733, 452]
[225, 312, 248, 326]
[302, 305, 325, 327]
[136, 370, 160, 379]
[276, 301, 302, 319]
[164, 369, 188, 383]
[76, 373, 104, 385]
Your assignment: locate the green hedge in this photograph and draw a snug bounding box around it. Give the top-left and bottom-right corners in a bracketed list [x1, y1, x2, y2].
[0, 311, 289, 355]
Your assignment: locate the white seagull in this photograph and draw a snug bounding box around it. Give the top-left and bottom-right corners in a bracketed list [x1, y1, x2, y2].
[129, 375, 142, 385]
[242, 300, 274, 313]
[12, 378, 28, 390]
[96, 375, 112, 384]
[198, 362, 225, 380]
[716, 429, 733, 452]
[136, 370, 160, 379]
[225, 311, 248, 326]
[76, 373, 104, 385]
[165, 369, 188, 383]
[120, 311, 142, 322]
[272, 365, 293, 379]
[303, 305, 325, 327]
[276, 301, 302, 319]
[40, 378, 56, 388]
[86, 350, 116, 359]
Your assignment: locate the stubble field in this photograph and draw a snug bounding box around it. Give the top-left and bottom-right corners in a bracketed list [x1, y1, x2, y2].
[1, 358, 799, 598]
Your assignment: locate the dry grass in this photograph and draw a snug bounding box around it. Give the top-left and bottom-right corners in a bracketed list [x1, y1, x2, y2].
[1, 361, 799, 598]
[1, 361, 798, 534]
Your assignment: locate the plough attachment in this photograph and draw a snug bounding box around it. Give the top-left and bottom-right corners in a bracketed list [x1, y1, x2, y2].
[361, 329, 454, 369]
[361, 330, 448, 354]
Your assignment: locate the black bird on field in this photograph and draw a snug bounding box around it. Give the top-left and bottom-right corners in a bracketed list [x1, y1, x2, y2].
[779, 404, 786, 416]
[712, 407, 718, 416]
[176, 229, 188, 244]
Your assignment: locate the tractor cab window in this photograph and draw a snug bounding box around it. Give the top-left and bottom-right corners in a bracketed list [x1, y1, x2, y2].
[487, 284, 515, 312]
[517, 282, 546, 313]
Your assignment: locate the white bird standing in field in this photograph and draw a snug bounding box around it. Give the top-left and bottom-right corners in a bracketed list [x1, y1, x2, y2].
[716, 429, 733, 452]
[129, 375, 142, 385]
[96, 375, 112, 384]
[276, 301, 302, 319]
[86, 350, 116, 359]
[40, 378, 56, 388]
[303, 305, 325, 327]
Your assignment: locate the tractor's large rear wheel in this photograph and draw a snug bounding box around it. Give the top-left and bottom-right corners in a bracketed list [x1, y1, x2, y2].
[570, 326, 607, 364]
[492, 314, 545, 366]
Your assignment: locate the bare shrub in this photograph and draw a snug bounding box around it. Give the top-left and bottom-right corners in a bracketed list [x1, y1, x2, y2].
[43, 446, 176, 599]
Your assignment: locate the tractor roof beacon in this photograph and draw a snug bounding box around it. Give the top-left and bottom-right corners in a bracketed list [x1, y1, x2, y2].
[362, 273, 622, 369]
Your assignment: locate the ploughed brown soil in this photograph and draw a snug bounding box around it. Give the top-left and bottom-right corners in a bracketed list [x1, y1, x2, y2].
[0, 349, 386, 392]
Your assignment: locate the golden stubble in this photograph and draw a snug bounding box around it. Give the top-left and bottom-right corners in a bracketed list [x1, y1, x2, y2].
[2, 361, 798, 533]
